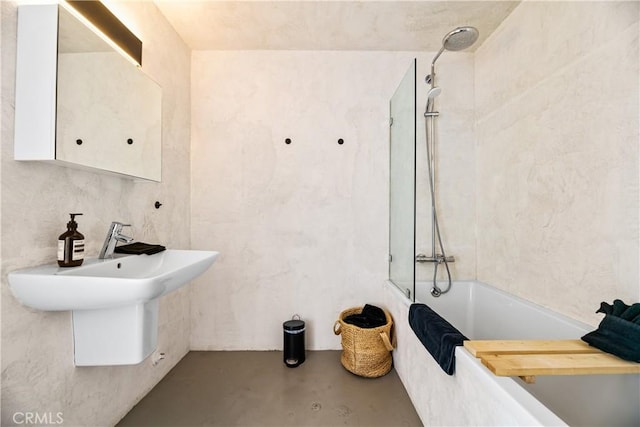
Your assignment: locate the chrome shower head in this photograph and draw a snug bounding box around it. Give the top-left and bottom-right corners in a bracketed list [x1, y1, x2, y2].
[427, 86, 441, 100]
[428, 26, 479, 88]
[425, 86, 442, 112]
[442, 26, 479, 52]
[431, 26, 479, 66]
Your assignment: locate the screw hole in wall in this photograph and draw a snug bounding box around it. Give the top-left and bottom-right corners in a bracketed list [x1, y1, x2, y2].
[338, 138, 344, 145]
[285, 138, 292, 145]
[127, 138, 133, 145]
[76, 139, 83, 145]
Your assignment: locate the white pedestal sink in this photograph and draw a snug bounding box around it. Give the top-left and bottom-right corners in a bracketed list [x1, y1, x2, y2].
[8, 249, 218, 366]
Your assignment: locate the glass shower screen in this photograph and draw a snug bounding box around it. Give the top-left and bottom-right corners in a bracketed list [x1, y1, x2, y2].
[389, 59, 416, 299]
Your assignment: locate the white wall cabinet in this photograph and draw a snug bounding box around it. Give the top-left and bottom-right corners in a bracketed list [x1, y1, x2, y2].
[14, 4, 162, 182]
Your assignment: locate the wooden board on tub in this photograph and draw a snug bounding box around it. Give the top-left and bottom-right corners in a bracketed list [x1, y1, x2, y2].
[463, 339, 598, 357]
[464, 340, 640, 383]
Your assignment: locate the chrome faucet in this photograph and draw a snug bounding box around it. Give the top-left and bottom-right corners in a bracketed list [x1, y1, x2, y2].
[99, 222, 133, 259]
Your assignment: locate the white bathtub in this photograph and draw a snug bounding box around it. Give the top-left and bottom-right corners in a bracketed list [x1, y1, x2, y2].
[384, 280, 640, 426]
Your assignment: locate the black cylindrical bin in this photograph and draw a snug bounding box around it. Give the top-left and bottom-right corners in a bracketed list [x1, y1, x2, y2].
[283, 315, 305, 368]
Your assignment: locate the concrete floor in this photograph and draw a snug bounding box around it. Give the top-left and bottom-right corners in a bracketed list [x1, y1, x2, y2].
[117, 351, 422, 426]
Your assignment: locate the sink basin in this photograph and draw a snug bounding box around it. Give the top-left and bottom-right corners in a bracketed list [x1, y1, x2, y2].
[8, 249, 218, 311]
[8, 249, 218, 366]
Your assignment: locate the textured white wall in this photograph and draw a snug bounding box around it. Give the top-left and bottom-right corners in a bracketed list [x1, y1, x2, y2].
[1, 2, 191, 425]
[190, 51, 432, 350]
[475, 1, 640, 325]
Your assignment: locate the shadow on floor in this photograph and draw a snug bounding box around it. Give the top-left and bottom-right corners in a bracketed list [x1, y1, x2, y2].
[117, 351, 422, 426]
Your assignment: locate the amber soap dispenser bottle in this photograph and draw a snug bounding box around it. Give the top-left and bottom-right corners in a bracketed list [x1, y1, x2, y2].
[58, 213, 85, 267]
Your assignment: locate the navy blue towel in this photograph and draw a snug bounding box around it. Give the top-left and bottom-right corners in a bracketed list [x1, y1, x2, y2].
[409, 303, 468, 375]
[343, 304, 387, 328]
[582, 299, 640, 362]
[114, 242, 166, 255]
[595, 299, 640, 324]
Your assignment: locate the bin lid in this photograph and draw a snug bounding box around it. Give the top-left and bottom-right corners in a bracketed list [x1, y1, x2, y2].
[283, 319, 305, 331]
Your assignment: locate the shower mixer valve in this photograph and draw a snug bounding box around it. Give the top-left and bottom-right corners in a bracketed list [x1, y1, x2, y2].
[415, 253, 455, 263]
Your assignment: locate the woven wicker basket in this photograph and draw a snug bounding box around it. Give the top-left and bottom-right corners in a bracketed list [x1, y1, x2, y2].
[333, 306, 395, 378]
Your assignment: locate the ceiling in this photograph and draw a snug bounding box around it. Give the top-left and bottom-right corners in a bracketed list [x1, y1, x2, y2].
[153, 1, 520, 51]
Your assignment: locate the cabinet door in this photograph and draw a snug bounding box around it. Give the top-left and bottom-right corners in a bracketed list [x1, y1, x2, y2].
[14, 4, 162, 182]
[56, 52, 162, 181]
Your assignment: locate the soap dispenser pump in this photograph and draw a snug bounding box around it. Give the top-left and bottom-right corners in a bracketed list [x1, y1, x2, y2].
[58, 213, 85, 267]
